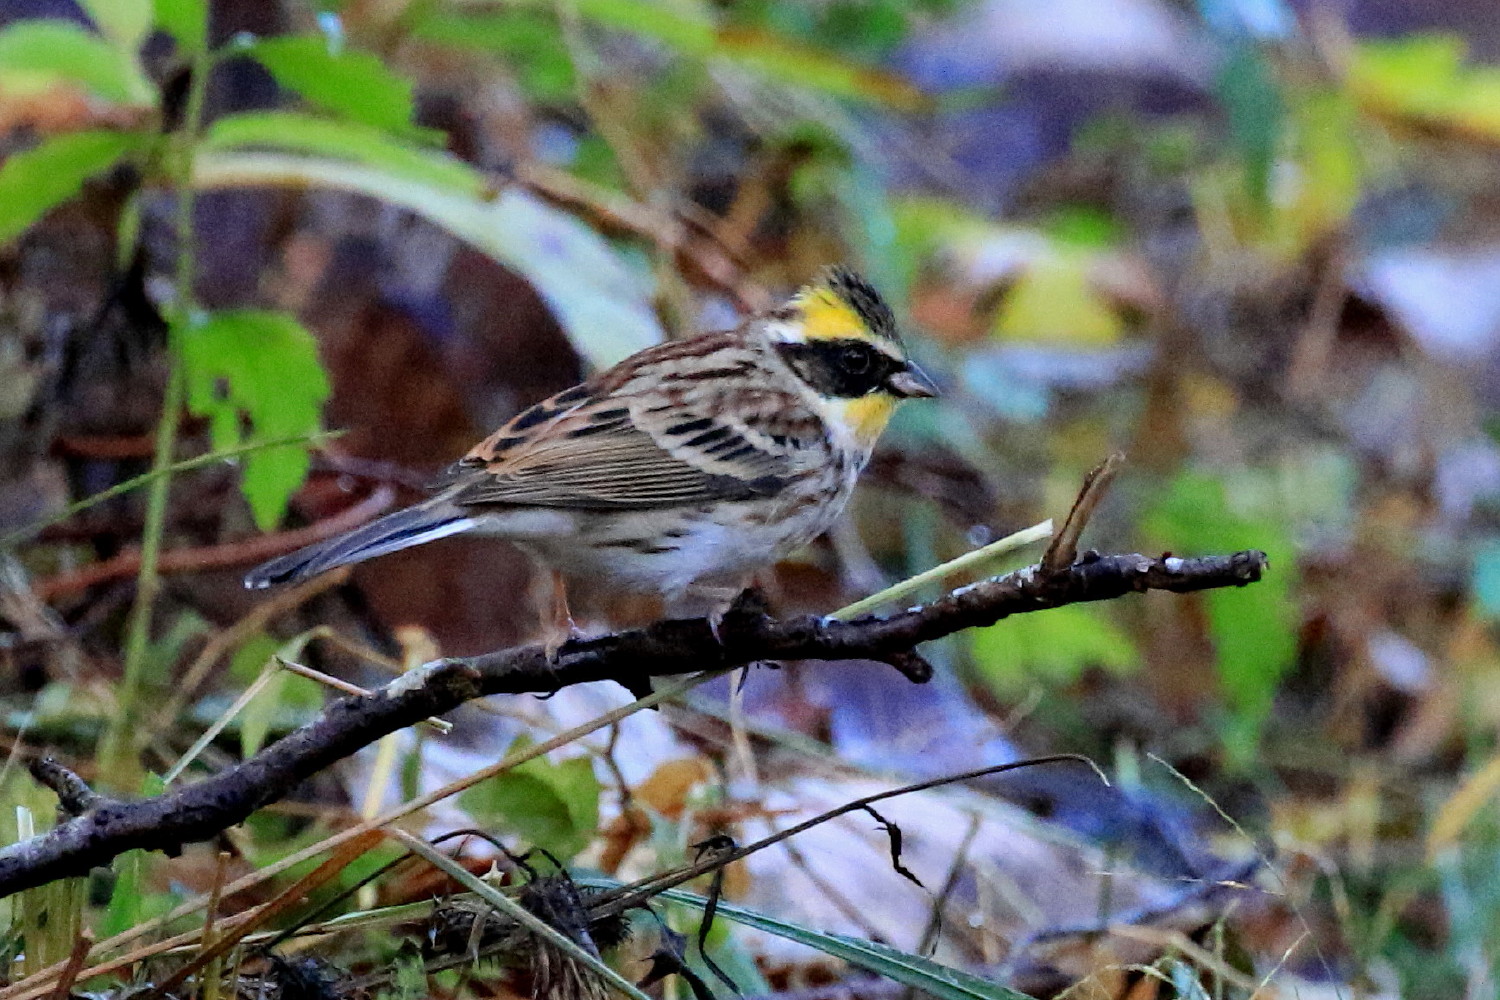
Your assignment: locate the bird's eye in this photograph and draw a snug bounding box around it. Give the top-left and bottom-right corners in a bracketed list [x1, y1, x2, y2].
[840, 344, 872, 374]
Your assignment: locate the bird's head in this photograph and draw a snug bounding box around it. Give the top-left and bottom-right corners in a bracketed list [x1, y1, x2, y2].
[771, 266, 938, 447]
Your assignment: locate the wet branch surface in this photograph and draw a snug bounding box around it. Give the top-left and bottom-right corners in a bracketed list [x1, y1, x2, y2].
[0, 548, 1266, 899]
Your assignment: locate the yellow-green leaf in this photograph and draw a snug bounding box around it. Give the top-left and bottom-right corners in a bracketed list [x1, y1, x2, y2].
[153, 0, 207, 54]
[202, 111, 481, 194]
[193, 152, 665, 368]
[1348, 33, 1500, 140]
[79, 0, 152, 54]
[715, 26, 928, 111]
[993, 251, 1123, 347]
[0, 131, 140, 245]
[970, 603, 1138, 695]
[0, 19, 154, 104]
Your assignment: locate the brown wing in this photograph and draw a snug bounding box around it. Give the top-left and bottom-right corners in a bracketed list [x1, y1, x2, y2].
[440, 369, 817, 511]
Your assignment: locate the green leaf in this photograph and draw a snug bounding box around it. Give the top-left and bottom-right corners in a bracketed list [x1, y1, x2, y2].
[657, 888, 1034, 1000]
[969, 603, 1138, 694]
[203, 111, 481, 194]
[461, 741, 600, 861]
[101, 848, 177, 938]
[0, 131, 140, 246]
[194, 152, 666, 367]
[79, 0, 153, 53]
[243, 34, 424, 136]
[153, 0, 207, 54]
[0, 19, 154, 104]
[1141, 470, 1297, 755]
[1216, 42, 1283, 210]
[412, 1, 924, 109]
[1348, 33, 1500, 140]
[178, 310, 331, 530]
[231, 634, 282, 759]
[411, 11, 577, 102]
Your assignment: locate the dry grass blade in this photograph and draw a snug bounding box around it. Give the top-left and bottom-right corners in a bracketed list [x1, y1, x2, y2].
[1043, 453, 1124, 575]
[277, 656, 452, 734]
[46, 934, 90, 1000]
[135, 830, 383, 1000]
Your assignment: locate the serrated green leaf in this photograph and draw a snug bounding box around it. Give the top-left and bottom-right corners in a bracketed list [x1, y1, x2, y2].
[194, 152, 665, 367]
[970, 603, 1138, 694]
[203, 111, 481, 194]
[244, 34, 425, 137]
[79, 0, 152, 53]
[153, 0, 207, 53]
[0, 131, 137, 246]
[178, 310, 331, 529]
[460, 742, 600, 861]
[657, 888, 1034, 1000]
[0, 19, 154, 104]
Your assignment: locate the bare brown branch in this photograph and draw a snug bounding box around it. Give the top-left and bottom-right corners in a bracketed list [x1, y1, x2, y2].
[0, 547, 1267, 899]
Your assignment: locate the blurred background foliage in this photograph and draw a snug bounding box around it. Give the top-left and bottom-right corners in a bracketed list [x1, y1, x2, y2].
[3, 0, 1500, 996]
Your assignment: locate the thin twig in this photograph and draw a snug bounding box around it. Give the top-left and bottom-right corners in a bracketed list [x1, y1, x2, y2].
[1043, 453, 1124, 575]
[34, 485, 392, 601]
[278, 655, 452, 733]
[589, 756, 1107, 920]
[28, 759, 109, 818]
[0, 431, 344, 551]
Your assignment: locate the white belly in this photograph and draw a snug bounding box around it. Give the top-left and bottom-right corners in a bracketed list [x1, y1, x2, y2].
[480, 492, 847, 602]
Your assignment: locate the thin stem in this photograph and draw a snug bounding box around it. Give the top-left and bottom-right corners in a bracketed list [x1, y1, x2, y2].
[830, 519, 1054, 620]
[0, 430, 341, 549]
[99, 363, 183, 788]
[98, 43, 214, 789]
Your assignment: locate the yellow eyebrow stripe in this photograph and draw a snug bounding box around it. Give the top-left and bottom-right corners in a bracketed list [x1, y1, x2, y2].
[797, 287, 877, 342]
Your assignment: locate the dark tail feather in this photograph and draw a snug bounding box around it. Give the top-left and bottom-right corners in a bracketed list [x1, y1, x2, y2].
[244, 500, 475, 589]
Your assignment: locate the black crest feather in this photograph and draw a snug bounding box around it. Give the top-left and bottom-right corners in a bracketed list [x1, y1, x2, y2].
[819, 266, 900, 345]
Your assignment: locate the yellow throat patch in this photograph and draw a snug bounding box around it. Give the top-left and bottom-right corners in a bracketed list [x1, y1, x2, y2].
[834, 393, 898, 448]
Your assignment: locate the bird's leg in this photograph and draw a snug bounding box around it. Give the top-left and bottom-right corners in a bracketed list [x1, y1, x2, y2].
[674, 576, 760, 644]
[542, 569, 581, 662]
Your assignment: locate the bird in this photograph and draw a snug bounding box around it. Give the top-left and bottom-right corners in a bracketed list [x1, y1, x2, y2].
[244, 266, 937, 648]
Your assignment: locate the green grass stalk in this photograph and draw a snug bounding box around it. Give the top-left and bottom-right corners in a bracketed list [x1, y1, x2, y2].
[97, 43, 213, 788]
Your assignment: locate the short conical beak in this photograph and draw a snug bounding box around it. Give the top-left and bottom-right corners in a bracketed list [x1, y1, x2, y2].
[886, 363, 939, 398]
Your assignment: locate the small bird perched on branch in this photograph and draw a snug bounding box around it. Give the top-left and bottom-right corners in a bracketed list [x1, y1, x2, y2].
[245, 267, 937, 649]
